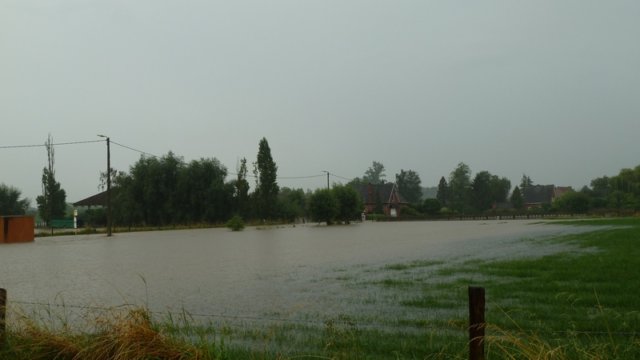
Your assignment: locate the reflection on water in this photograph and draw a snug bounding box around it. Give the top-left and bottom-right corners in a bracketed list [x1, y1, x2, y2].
[0, 220, 591, 322]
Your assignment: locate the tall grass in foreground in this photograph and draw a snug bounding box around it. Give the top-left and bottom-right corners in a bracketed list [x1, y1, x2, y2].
[1, 307, 224, 360]
[3, 306, 638, 359]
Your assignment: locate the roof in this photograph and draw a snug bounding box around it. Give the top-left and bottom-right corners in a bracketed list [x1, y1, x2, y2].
[354, 183, 408, 205]
[554, 186, 573, 199]
[73, 190, 108, 207]
[522, 185, 555, 204]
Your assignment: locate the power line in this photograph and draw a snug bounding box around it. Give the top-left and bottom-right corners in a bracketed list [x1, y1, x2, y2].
[329, 172, 354, 182]
[278, 174, 325, 180]
[0, 139, 104, 149]
[1, 138, 346, 184]
[110, 140, 158, 158]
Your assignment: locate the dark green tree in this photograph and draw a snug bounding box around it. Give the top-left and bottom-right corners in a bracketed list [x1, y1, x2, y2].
[448, 162, 472, 213]
[122, 152, 233, 226]
[308, 188, 338, 225]
[128, 155, 176, 226]
[471, 171, 493, 211]
[520, 174, 533, 190]
[177, 157, 229, 223]
[363, 161, 386, 184]
[472, 171, 512, 211]
[233, 157, 250, 217]
[422, 198, 442, 216]
[0, 184, 30, 215]
[254, 138, 279, 219]
[395, 169, 422, 204]
[553, 191, 590, 213]
[36, 135, 67, 224]
[332, 184, 361, 224]
[510, 186, 524, 210]
[110, 170, 137, 227]
[346, 177, 365, 188]
[436, 176, 449, 207]
[589, 176, 611, 208]
[278, 187, 307, 222]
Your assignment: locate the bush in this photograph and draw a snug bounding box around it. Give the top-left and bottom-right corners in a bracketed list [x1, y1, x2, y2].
[422, 198, 442, 216]
[308, 189, 339, 225]
[226, 215, 245, 231]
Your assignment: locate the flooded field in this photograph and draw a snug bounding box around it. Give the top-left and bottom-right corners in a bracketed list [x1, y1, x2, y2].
[0, 220, 596, 326]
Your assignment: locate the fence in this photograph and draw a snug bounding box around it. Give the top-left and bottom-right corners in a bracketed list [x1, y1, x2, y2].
[0, 286, 485, 358]
[1, 287, 636, 359]
[376, 212, 590, 222]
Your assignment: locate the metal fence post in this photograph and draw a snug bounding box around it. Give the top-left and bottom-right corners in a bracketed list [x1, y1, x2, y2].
[469, 286, 485, 360]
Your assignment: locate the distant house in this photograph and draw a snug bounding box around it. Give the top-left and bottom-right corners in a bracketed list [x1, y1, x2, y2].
[354, 183, 408, 217]
[522, 185, 573, 209]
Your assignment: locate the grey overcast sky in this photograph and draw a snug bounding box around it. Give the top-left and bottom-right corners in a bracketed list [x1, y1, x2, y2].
[1, 0, 639, 204]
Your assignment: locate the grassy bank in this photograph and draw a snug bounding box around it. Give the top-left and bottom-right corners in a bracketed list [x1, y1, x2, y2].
[3, 218, 639, 359]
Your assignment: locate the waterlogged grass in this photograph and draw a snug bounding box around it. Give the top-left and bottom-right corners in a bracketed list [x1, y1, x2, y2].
[383, 259, 445, 271]
[4, 218, 640, 359]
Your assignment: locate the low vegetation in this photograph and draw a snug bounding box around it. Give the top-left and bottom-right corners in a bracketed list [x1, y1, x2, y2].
[225, 216, 245, 232]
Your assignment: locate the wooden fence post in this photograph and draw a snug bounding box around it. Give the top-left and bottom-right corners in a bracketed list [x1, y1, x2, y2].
[0, 288, 6, 347]
[469, 286, 485, 360]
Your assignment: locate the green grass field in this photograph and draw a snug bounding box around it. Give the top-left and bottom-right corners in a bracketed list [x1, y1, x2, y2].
[3, 218, 639, 359]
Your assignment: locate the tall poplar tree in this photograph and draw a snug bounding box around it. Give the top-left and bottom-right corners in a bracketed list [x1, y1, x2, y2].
[234, 157, 250, 217]
[36, 134, 67, 224]
[436, 176, 449, 207]
[254, 138, 279, 219]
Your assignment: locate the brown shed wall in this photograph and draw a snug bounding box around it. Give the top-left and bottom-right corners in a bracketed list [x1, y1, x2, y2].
[0, 216, 35, 243]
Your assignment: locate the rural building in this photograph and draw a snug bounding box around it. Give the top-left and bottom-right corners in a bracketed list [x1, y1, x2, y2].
[523, 185, 573, 209]
[73, 190, 108, 208]
[0, 216, 35, 243]
[355, 183, 408, 217]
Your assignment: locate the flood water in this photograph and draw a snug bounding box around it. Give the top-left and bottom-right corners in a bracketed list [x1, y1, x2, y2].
[0, 220, 594, 323]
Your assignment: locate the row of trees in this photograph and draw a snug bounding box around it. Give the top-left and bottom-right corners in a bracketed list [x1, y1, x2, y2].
[2, 136, 639, 223]
[307, 185, 362, 225]
[107, 138, 292, 227]
[349, 161, 512, 214]
[348, 161, 424, 205]
[553, 166, 640, 214]
[435, 162, 511, 214]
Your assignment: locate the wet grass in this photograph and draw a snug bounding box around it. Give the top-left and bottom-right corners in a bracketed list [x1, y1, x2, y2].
[4, 217, 640, 359]
[383, 260, 444, 271]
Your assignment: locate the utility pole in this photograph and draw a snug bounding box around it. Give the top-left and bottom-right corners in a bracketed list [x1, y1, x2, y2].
[322, 171, 330, 190]
[98, 135, 112, 237]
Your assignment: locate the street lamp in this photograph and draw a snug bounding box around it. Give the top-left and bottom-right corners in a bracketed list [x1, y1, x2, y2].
[98, 135, 112, 237]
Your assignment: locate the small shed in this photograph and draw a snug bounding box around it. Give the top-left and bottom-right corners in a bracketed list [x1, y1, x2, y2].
[0, 216, 35, 243]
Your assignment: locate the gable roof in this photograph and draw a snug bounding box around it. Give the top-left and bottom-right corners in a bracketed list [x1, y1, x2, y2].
[354, 183, 408, 205]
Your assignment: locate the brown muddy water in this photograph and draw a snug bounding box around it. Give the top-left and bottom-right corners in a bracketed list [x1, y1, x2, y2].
[0, 220, 595, 326]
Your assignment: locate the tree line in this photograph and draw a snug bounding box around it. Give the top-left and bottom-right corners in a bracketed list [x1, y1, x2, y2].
[105, 137, 363, 227]
[1, 137, 639, 223]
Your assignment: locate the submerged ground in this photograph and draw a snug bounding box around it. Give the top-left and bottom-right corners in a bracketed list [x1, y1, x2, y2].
[2, 218, 638, 359]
